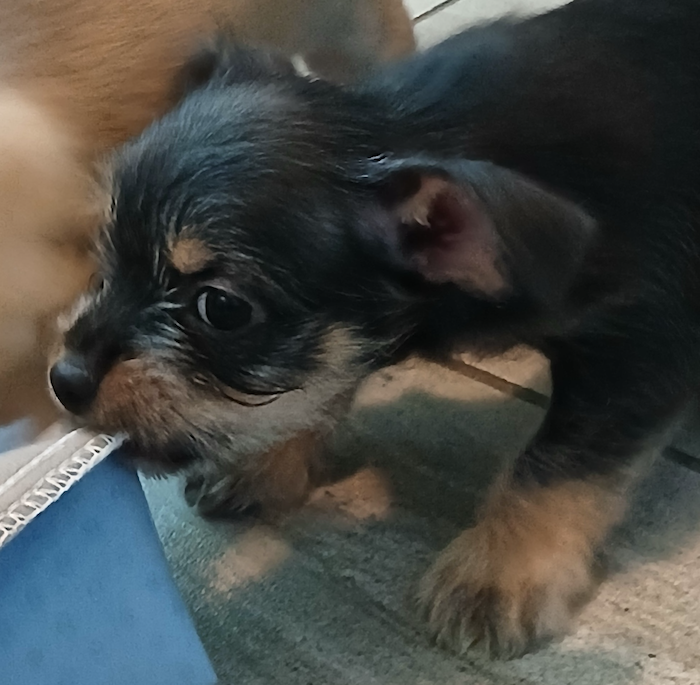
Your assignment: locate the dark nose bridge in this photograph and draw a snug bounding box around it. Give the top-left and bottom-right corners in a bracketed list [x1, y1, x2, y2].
[63, 295, 132, 378]
[65, 275, 165, 371]
[78, 334, 123, 382]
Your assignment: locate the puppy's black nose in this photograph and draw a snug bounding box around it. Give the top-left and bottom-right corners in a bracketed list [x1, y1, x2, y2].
[49, 354, 98, 415]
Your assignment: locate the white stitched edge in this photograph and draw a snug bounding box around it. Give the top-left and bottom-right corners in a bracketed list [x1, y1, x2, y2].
[0, 431, 78, 499]
[0, 433, 125, 550]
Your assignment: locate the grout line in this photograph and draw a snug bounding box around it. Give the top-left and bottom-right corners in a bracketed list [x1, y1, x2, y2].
[444, 357, 550, 409]
[413, 0, 464, 22]
[446, 357, 700, 472]
[664, 446, 700, 475]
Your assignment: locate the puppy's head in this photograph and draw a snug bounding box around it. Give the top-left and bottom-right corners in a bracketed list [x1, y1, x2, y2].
[49, 46, 412, 471]
[50, 45, 595, 472]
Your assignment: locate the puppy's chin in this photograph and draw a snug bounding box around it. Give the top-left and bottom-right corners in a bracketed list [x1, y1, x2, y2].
[119, 437, 202, 476]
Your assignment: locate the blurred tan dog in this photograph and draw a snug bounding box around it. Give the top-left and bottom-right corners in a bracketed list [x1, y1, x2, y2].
[0, 0, 415, 433]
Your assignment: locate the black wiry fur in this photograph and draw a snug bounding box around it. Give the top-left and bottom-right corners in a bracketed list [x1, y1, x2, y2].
[53, 0, 700, 657]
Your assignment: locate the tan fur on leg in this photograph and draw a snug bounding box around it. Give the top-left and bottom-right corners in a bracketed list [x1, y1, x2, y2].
[418, 475, 629, 658]
[185, 431, 324, 520]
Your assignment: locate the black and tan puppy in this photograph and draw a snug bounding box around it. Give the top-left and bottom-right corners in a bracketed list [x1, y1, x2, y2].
[51, 0, 700, 659]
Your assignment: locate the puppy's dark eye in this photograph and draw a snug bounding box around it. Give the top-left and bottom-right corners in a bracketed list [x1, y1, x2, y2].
[196, 287, 253, 331]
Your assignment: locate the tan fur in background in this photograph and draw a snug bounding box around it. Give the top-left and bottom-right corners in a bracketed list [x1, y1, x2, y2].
[0, 0, 415, 432]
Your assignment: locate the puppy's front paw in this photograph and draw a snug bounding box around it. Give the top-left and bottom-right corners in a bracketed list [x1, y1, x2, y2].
[185, 431, 323, 520]
[418, 480, 619, 658]
[185, 471, 260, 518]
[418, 526, 596, 658]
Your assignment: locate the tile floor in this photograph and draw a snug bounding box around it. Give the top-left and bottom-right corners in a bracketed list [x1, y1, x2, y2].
[141, 2, 700, 683]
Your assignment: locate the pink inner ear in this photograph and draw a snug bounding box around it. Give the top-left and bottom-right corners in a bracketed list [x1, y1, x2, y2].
[399, 177, 508, 298]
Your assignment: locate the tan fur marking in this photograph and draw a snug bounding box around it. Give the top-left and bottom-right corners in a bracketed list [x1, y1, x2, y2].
[419, 476, 628, 657]
[247, 430, 323, 512]
[169, 237, 213, 274]
[235, 430, 323, 518]
[185, 431, 325, 520]
[91, 358, 194, 441]
[320, 326, 365, 373]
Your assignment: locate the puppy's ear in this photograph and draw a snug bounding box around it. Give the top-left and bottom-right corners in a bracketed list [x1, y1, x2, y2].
[173, 37, 298, 98]
[356, 158, 596, 307]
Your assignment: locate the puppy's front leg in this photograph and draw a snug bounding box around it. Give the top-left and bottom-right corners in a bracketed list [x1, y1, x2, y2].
[419, 474, 622, 659]
[419, 312, 695, 658]
[185, 431, 324, 521]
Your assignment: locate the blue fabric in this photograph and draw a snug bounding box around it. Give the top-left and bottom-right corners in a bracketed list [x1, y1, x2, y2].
[0, 456, 217, 685]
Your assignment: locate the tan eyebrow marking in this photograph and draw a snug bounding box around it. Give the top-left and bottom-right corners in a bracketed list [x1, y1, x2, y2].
[169, 237, 214, 274]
